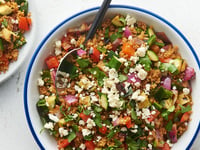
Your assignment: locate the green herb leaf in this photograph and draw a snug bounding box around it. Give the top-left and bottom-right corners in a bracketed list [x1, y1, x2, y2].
[83, 134, 93, 141]
[77, 58, 90, 68]
[138, 55, 152, 71]
[97, 45, 107, 53]
[94, 113, 102, 128]
[83, 109, 91, 115]
[67, 131, 76, 142]
[88, 67, 106, 86]
[179, 104, 192, 113]
[1, 19, 8, 28]
[166, 120, 173, 131]
[154, 87, 173, 102]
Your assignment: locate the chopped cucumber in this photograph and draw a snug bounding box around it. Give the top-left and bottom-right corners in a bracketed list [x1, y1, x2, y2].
[147, 50, 159, 61]
[170, 59, 183, 72]
[118, 74, 128, 82]
[99, 94, 108, 110]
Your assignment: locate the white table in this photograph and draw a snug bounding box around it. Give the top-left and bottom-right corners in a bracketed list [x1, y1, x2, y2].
[0, 0, 199, 149]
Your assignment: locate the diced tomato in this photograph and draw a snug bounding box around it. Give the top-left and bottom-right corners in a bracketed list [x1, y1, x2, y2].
[85, 140, 95, 150]
[180, 112, 190, 123]
[45, 56, 59, 69]
[121, 42, 135, 57]
[18, 17, 32, 31]
[161, 142, 170, 150]
[90, 47, 100, 63]
[159, 57, 172, 63]
[119, 116, 134, 128]
[57, 139, 70, 149]
[79, 112, 90, 122]
[99, 126, 107, 134]
[147, 110, 160, 122]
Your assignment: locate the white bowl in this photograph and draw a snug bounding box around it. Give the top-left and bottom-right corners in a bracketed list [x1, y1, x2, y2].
[24, 5, 200, 150]
[0, 1, 37, 84]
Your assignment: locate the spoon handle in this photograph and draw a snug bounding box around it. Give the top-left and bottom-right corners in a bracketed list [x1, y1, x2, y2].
[84, 0, 112, 42]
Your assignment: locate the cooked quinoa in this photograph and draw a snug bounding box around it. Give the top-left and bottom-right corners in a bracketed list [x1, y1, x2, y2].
[37, 14, 195, 150]
[0, 0, 31, 73]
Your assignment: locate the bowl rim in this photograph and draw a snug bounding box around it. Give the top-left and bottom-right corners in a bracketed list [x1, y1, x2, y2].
[24, 4, 200, 150]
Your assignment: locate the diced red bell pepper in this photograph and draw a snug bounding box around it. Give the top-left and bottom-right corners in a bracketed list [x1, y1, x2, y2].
[120, 116, 134, 128]
[90, 47, 100, 63]
[147, 110, 160, 122]
[99, 126, 107, 134]
[162, 142, 170, 150]
[159, 57, 172, 63]
[79, 112, 90, 122]
[85, 140, 95, 150]
[45, 56, 59, 69]
[57, 139, 70, 149]
[18, 17, 32, 31]
[180, 112, 190, 123]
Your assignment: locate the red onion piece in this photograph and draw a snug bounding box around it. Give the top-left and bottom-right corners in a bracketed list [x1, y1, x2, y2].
[162, 77, 171, 90]
[50, 69, 56, 86]
[124, 26, 132, 38]
[77, 49, 87, 57]
[64, 95, 78, 106]
[184, 66, 195, 81]
[168, 124, 177, 143]
[155, 32, 171, 44]
[127, 73, 141, 84]
[112, 38, 122, 51]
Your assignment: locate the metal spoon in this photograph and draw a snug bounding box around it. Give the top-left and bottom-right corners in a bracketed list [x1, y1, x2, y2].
[55, 0, 111, 94]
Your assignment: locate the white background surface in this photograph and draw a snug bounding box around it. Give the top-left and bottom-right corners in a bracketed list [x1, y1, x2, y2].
[0, 0, 199, 149]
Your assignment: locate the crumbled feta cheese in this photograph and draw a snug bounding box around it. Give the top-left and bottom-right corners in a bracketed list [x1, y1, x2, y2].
[79, 143, 86, 150]
[130, 129, 138, 133]
[55, 47, 62, 56]
[48, 114, 59, 122]
[160, 48, 165, 53]
[125, 14, 136, 26]
[74, 85, 83, 93]
[130, 56, 139, 64]
[70, 38, 76, 45]
[183, 88, 190, 95]
[148, 143, 152, 149]
[86, 118, 96, 129]
[44, 122, 54, 130]
[59, 127, 69, 137]
[82, 129, 91, 136]
[172, 86, 177, 90]
[141, 108, 151, 120]
[55, 40, 62, 48]
[131, 89, 140, 100]
[134, 82, 140, 87]
[121, 127, 127, 132]
[137, 69, 147, 80]
[128, 35, 133, 40]
[96, 136, 102, 142]
[72, 113, 78, 119]
[137, 95, 146, 102]
[39, 95, 44, 99]
[79, 120, 85, 126]
[136, 46, 147, 57]
[37, 78, 44, 86]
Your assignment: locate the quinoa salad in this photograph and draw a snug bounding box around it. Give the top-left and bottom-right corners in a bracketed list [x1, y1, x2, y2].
[36, 14, 195, 150]
[0, 0, 31, 73]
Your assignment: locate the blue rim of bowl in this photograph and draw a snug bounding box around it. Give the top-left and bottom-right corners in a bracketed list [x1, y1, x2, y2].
[24, 5, 200, 150]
